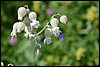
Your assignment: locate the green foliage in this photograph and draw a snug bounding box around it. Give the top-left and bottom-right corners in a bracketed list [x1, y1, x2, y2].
[1, 1, 99, 66]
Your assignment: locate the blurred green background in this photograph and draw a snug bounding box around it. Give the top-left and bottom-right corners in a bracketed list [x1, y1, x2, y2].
[1, 1, 99, 66]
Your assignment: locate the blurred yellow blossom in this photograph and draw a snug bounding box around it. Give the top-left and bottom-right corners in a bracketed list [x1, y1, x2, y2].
[83, 5, 98, 21]
[75, 48, 85, 60]
[94, 58, 99, 66]
[33, 1, 41, 13]
[46, 55, 54, 63]
[65, 1, 73, 6]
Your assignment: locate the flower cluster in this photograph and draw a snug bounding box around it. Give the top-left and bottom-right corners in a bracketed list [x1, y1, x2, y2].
[10, 5, 68, 55]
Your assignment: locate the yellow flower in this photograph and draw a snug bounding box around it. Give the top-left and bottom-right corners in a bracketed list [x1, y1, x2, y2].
[46, 55, 54, 62]
[94, 58, 99, 66]
[75, 48, 85, 60]
[83, 5, 98, 21]
[33, 1, 41, 13]
[65, 1, 73, 6]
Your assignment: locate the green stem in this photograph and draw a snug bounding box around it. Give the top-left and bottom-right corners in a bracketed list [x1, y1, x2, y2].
[36, 13, 61, 36]
[34, 36, 37, 44]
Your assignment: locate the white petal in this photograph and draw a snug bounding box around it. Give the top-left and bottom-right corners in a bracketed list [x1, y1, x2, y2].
[50, 18, 59, 27]
[30, 20, 40, 28]
[44, 37, 52, 44]
[17, 22, 25, 33]
[29, 12, 37, 21]
[18, 7, 27, 20]
[60, 15, 68, 24]
[44, 28, 52, 37]
[52, 27, 61, 37]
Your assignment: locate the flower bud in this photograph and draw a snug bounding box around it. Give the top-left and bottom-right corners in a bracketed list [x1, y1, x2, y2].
[29, 12, 37, 21]
[1, 62, 4, 66]
[18, 7, 27, 21]
[30, 20, 40, 28]
[9, 36, 18, 45]
[50, 18, 59, 27]
[52, 27, 61, 37]
[44, 37, 52, 44]
[44, 28, 52, 37]
[34, 44, 41, 55]
[60, 15, 68, 24]
[59, 33, 64, 41]
[46, 8, 54, 16]
[34, 44, 41, 51]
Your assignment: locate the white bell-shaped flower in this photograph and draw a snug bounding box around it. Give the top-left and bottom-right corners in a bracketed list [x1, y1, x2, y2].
[29, 12, 37, 21]
[18, 7, 27, 21]
[11, 22, 25, 36]
[30, 20, 40, 28]
[11, 22, 18, 36]
[17, 22, 26, 33]
[52, 27, 61, 37]
[44, 37, 52, 44]
[44, 28, 52, 37]
[1, 62, 4, 66]
[60, 15, 68, 24]
[50, 18, 59, 27]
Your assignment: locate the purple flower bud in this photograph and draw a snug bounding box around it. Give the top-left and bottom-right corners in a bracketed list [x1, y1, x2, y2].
[9, 36, 18, 45]
[59, 33, 64, 41]
[46, 9, 54, 16]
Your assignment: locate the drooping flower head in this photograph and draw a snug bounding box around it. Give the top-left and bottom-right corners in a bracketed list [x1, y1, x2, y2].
[29, 12, 37, 21]
[44, 28, 52, 37]
[44, 37, 52, 45]
[50, 18, 59, 27]
[52, 27, 61, 37]
[18, 7, 27, 21]
[60, 15, 68, 24]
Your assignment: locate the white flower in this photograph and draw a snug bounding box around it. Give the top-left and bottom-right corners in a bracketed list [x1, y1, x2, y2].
[50, 18, 59, 27]
[44, 28, 52, 37]
[1, 62, 4, 66]
[11, 22, 25, 36]
[29, 12, 37, 21]
[52, 27, 61, 37]
[44, 37, 52, 44]
[30, 20, 40, 28]
[17, 22, 26, 33]
[8, 63, 13, 66]
[18, 7, 27, 21]
[60, 15, 68, 24]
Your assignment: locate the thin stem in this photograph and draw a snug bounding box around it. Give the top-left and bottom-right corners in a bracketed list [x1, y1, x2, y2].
[34, 36, 37, 44]
[36, 13, 61, 36]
